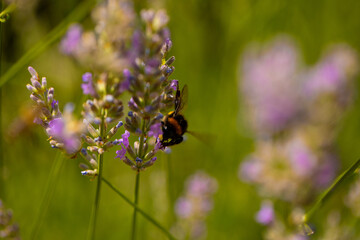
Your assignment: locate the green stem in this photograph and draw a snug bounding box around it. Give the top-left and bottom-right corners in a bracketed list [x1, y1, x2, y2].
[303, 158, 360, 223]
[102, 178, 176, 240]
[30, 153, 64, 240]
[166, 153, 175, 225]
[87, 111, 106, 240]
[131, 171, 140, 240]
[87, 153, 104, 240]
[0, 0, 4, 199]
[0, 0, 96, 87]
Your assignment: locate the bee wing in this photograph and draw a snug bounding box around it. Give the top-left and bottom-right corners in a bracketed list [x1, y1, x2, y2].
[174, 84, 188, 115]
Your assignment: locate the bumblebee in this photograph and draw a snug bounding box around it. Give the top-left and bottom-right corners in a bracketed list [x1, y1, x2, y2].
[160, 84, 188, 147]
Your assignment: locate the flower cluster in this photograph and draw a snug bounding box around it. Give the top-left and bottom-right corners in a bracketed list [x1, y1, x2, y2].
[60, 0, 135, 74]
[241, 37, 303, 136]
[0, 200, 20, 240]
[241, 37, 358, 137]
[172, 171, 218, 240]
[58, 0, 183, 174]
[240, 127, 338, 204]
[26, 67, 85, 155]
[32, 1, 183, 176]
[238, 36, 359, 237]
[112, 9, 179, 171]
[79, 71, 128, 176]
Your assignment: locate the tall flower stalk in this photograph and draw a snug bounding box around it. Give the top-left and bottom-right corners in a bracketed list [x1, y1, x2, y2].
[24, 1, 185, 239]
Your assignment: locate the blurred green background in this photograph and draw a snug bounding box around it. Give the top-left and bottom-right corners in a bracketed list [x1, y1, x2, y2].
[2, 0, 360, 239]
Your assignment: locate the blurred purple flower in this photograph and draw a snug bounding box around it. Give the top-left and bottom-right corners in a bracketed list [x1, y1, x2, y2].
[286, 138, 316, 177]
[48, 118, 64, 137]
[304, 45, 358, 99]
[239, 158, 262, 182]
[187, 172, 218, 197]
[47, 117, 82, 154]
[175, 197, 192, 219]
[255, 201, 274, 225]
[60, 24, 82, 55]
[174, 171, 218, 239]
[241, 37, 303, 136]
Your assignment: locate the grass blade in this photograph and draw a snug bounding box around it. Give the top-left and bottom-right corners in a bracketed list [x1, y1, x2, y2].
[102, 177, 177, 240]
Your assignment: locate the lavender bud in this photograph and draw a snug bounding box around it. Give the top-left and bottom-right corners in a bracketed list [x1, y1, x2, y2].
[47, 93, 54, 105]
[134, 141, 140, 155]
[26, 84, 36, 92]
[126, 145, 137, 160]
[48, 87, 54, 95]
[123, 156, 135, 167]
[161, 38, 172, 56]
[30, 93, 40, 102]
[28, 66, 38, 79]
[81, 169, 97, 176]
[84, 120, 100, 137]
[79, 163, 89, 170]
[41, 77, 47, 89]
[89, 159, 98, 169]
[144, 149, 156, 160]
[165, 56, 175, 66]
[142, 157, 157, 168]
[33, 80, 42, 90]
[116, 121, 123, 128]
[88, 146, 99, 152]
[81, 148, 88, 156]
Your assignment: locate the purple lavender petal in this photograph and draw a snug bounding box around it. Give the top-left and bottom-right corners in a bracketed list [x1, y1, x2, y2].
[122, 130, 130, 148]
[170, 80, 178, 90]
[115, 146, 127, 160]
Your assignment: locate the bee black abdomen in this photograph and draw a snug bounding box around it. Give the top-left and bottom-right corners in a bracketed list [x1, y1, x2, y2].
[160, 114, 188, 147]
